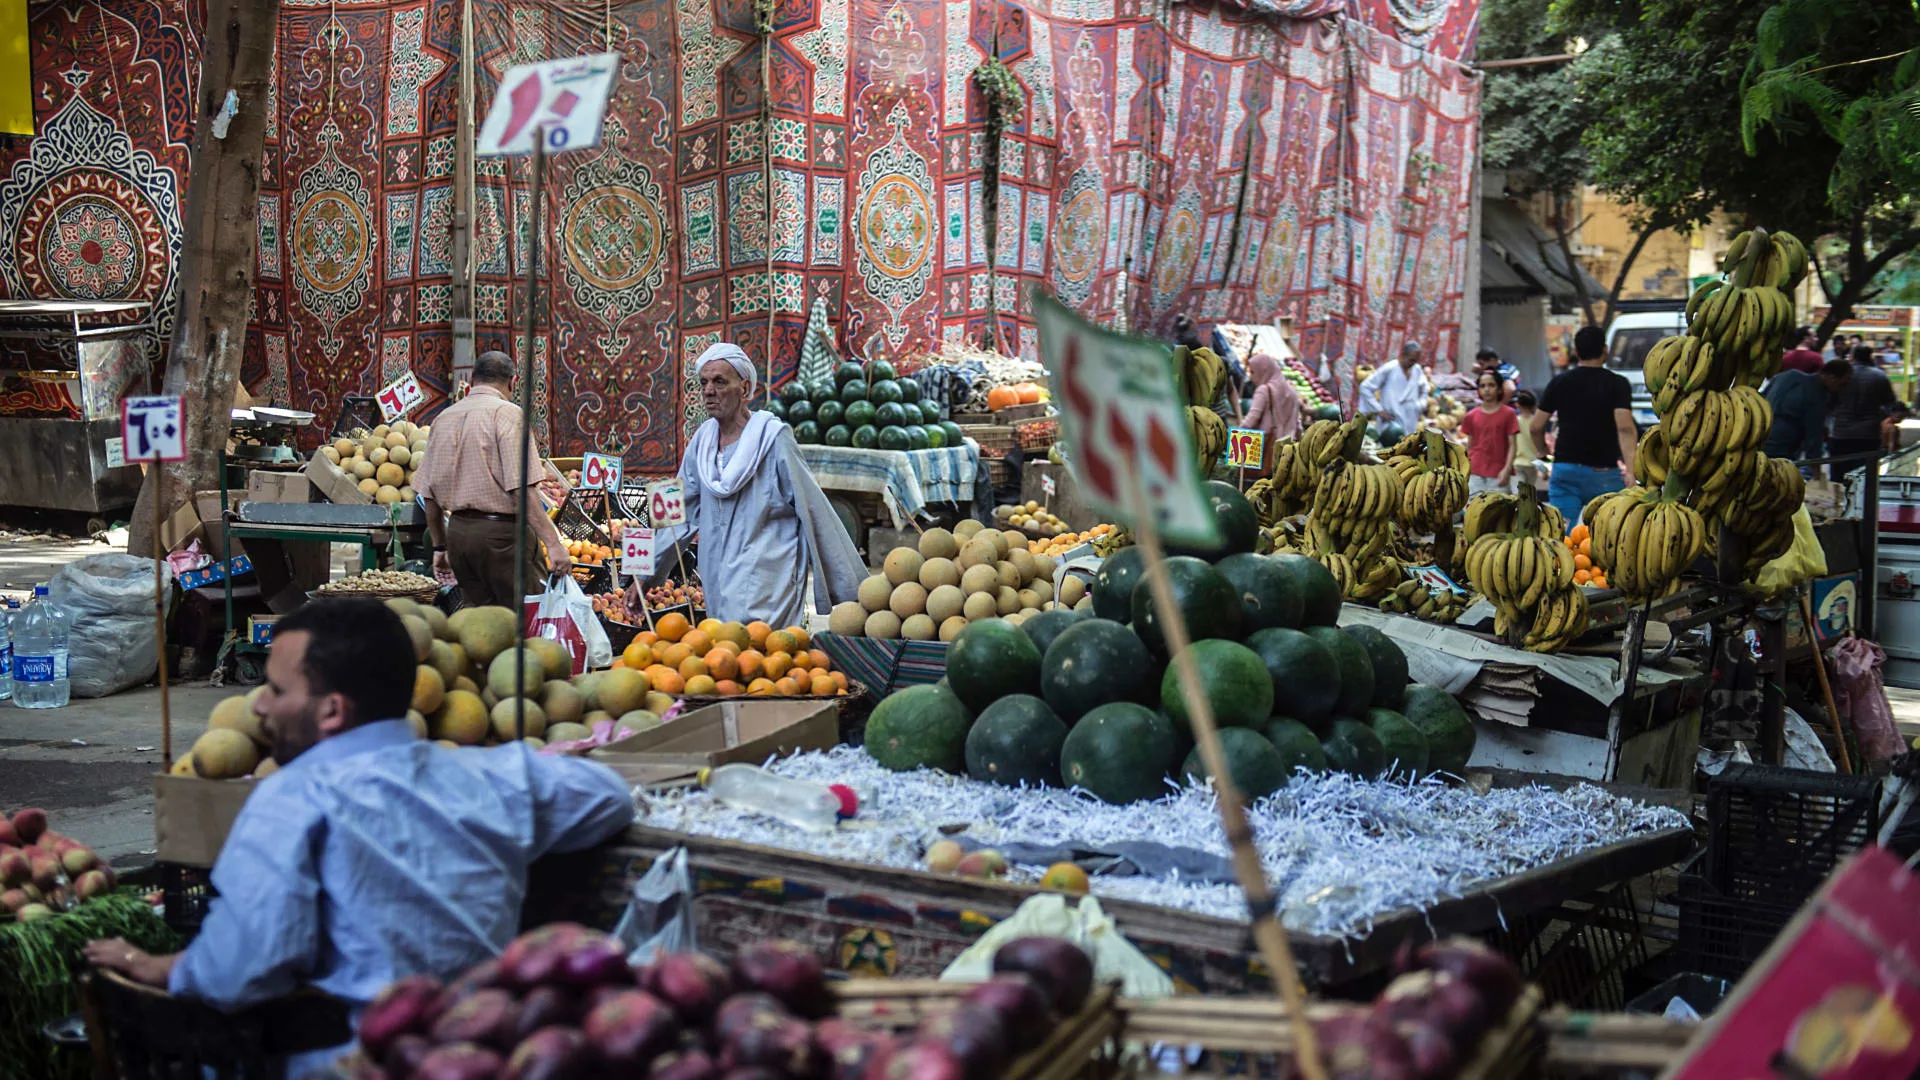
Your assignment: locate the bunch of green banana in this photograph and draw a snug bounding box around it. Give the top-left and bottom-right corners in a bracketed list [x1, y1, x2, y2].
[1387, 431, 1471, 532]
[1661, 386, 1771, 480]
[1379, 579, 1473, 623]
[1682, 227, 1807, 393]
[1249, 447, 1312, 524]
[1714, 456, 1806, 578]
[1307, 460, 1403, 565]
[1090, 524, 1134, 558]
[1463, 491, 1566, 545]
[1582, 480, 1709, 600]
[1177, 345, 1230, 409]
[1517, 586, 1590, 653]
[1645, 335, 1720, 412]
[1188, 405, 1227, 473]
[1722, 227, 1808, 291]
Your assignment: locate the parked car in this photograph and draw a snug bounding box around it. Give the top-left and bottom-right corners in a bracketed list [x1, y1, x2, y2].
[1605, 299, 1687, 430]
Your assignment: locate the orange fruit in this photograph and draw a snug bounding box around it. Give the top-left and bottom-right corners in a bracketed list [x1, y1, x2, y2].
[1570, 523, 1589, 542]
[764, 652, 793, 680]
[681, 629, 713, 656]
[1574, 553, 1592, 570]
[1039, 862, 1090, 894]
[810, 674, 837, 696]
[747, 677, 777, 696]
[655, 613, 689, 642]
[765, 629, 801, 656]
[709, 638, 741, 653]
[806, 648, 831, 671]
[611, 657, 627, 669]
[651, 669, 686, 694]
[684, 674, 717, 696]
[786, 627, 811, 650]
[736, 649, 765, 679]
[1579, 538, 1592, 556]
[714, 622, 751, 649]
[774, 676, 804, 696]
[1574, 569, 1592, 585]
[637, 630, 659, 647]
[698, 617, 724, 636]
[660, 642, 694, 669]
[831, 671, 849, 691]
[678, 655, 709, 680]
[715, 679, 744, 696]
[705, 649, 740, 681]
[745, 621, 773, 649]
[622, 642, 655, 670]
[644, 664, 673, 688]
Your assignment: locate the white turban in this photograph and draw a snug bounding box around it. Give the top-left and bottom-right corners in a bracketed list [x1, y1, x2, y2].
[695, 342, 757, 396]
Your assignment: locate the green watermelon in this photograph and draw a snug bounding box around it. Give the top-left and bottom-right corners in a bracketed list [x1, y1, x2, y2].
[1304, 625, 1374, 717]
[1246, 628, 1340, 726]
[1159, 639, 1273, 734]
[839, 378, 870, 405]
[1213, 553, 1304, 634]
[946, 618, 1043, 713]
[878, 427, 911, 451]
[1059, 702, 1181, 803]
[1167, 481, 1260, 558]
[875, 401, 907, 428]
[834, 361, 866, 388]
[899, 379, 922, 404]
[865, 683, 974, 772]
[1322, 718, 1388, 778]
[906, 426, 931, 451]
[1344, 624, 1409, 709]
[1130, 556, 1241, 655]
[918, 400, 942, 424]
[867, 359, 898, 383]
[823, 424, 852, 447]
[1020, 608, 1083, 657]
[1091, 547, 1146, 622]
[808, 379, 838, 404]
[779, 381, 809, 406]
[1263, 718, 1328, 776]
[1180, 727, 1290, 799]
[793, 421, 821, 445]
[815, 399, 845, 428]
[924, 424, 948, 449]
[786, 399, 816, 425]
[964, 695, 1068, 787]
[1040, 618, 1152, 722]
[869, 379, 904, 404]
[851, 425, 879, 449]
[1367, 707, 1429, 779]
[1402, 683, 1476, 775]
[1313, 403, 1342, 422]
[764, 399, 789, 422]
[940, 421, 966, 448]
[1273, 554, 1342, 627]
[845, 400, 878, 428]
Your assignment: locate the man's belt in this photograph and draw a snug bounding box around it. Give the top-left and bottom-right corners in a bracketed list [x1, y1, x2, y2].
[451, 510, 516, 522]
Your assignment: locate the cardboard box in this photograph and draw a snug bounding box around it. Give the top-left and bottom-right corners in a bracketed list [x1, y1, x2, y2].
[177, 555, 252, 590]
[152, 774, 259, 868]
[304, 450, 372, 505]
[247, 469, 314, 504]
[248, 614, 279, 644]
[193, 490, 228, 555]
[590, 700, 838, 781]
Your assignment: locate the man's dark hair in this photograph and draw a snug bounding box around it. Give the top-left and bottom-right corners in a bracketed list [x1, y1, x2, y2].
[1822, 360, 1854, 380]
[1852, 343, 1877, 366]
[1573, 326, 1606, 361]
[275, 598, 418, 725]
[473, 350, 516, 385]
[1475, 348, 1499, 363]
[1796, 326, 1815, 344]
[1514, 389, 1537, 409]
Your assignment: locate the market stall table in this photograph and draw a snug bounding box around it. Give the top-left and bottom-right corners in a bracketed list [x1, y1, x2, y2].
[796, 441, 991, 532]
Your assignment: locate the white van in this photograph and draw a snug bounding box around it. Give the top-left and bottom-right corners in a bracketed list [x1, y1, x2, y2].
[1604, 300, 1687, 430]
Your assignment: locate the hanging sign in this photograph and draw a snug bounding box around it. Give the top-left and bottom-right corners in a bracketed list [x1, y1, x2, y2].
[1225, 428, 1266, 470]
[104, 437, 126, 469]
[621, 527, 656, 578]
[1041, 473, 1056, 497]
[580, 452, 622, 491]
[649, 479, 687, 528]
[121, 396, 186, 462]
[1032, 292, 1219, 547]
[477, 52, 621, 156]
[376, 372, 426, 421]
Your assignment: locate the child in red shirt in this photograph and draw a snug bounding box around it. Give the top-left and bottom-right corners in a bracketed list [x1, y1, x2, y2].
[1457, 370, 1520, 494]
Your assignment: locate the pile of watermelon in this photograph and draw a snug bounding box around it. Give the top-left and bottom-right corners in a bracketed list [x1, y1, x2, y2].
[862, 481, 1477, 802]
[762, 360, 966, 452]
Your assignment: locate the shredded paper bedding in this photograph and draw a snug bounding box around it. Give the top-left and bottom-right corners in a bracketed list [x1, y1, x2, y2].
[637, 746, 1689, 939]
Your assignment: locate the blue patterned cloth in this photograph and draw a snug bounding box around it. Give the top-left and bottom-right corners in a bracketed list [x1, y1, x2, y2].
[795, 442, 991, 524]
[913, 361, 985, 420]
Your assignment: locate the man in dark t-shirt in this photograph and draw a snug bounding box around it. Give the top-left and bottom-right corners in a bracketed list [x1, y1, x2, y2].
[1531, 326, 1637, 532]
[1828, 343, 1907, 480]
[1780, 327, 1824, 375]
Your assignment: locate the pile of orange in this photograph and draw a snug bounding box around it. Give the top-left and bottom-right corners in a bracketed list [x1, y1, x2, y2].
[1566, 524, 1610, 590]
[614, 615, 849, 698]
[565, 539, 614, 565]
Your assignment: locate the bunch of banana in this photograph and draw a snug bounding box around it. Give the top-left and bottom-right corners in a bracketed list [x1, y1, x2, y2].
[1260, 518, 1309, 556]
[1715, 456, 1806, 578]
[1177, 345, 1230, 409]
[1518, 586, 1590, 653]
[1682, 227, 1808, 392]
[1634, 426, 1670, 487]
[1645, 335, 1721, 411]
[1661, 386, 1771, 480]
[1188, 404, 1227, 474]
[1379, 579, 1473, 623]
[1581, 480, 1709, 600]
[1090, 524, 1134, 558]
[1723, 227, 1808, 292]
[1386, 431, 1471, 532]
[1462, 491, 1567, 546]
[1306, 459, 1403, 565]
[1463, 508, 1576, 614]
[1342, 554, 1404, 602]
[1687, 448, 1764, 523]
[1299, 417, 1365, 470]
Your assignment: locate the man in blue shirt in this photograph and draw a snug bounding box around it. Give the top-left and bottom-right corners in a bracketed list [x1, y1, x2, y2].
[1763, 360, 1852, 462]
[86, 598, 634, 1075]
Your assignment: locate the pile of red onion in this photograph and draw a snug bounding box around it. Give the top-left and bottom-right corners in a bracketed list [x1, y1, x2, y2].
[348, 925, 1095, 1080]
[1289, 939, 1526, 1080]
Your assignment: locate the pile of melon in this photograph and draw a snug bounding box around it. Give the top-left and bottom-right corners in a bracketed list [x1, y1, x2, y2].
[827, 520, 1091, 642]
[319, 421, 431, 506]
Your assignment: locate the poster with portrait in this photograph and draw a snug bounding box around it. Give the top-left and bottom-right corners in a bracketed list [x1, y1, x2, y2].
[1810, 573, 1859, 643]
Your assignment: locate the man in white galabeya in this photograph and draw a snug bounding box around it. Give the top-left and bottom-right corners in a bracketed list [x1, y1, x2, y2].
[1359, 341, 1432, 434]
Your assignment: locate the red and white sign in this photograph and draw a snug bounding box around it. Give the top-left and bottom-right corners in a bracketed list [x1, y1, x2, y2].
[1041, 473, 1056, 497]
[621, 527, 656, 578]
[376, 371, 426, 421]
[121, 396, 186, 462]
[580, 452, 622, 491]
[648, 479, 687, 528]
[477, 52, 620, 157]
[1033, 293, 1217, 546]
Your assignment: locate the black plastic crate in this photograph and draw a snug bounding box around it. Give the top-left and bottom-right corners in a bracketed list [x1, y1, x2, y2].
[1704, 764, 1879, 903]
[158, 862, 214, 940]
[327, 394, 381, 439]
[1674, 873, 1803, 981]
[555, 496, 614, 547]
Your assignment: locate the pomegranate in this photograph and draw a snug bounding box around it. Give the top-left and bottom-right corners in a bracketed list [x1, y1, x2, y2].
[732, 940, 831, 1018]
[921, 1004, 1009, 1080]
[411, 1042, 505, 1080]
[989, 938, 1094, 1016]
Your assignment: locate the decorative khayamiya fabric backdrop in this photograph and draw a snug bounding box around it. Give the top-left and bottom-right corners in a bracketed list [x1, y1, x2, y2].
[6, 0, 1477, 469]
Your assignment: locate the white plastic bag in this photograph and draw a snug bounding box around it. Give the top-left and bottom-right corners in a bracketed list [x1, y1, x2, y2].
[48, 553, 171, 698]
[523, 575, 612, 674]
[613, 847, 696, 965]
[939, 893, 1174, 1000]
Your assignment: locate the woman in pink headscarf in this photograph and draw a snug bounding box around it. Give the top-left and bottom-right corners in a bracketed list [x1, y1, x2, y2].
[1242, 353, 1305, 452]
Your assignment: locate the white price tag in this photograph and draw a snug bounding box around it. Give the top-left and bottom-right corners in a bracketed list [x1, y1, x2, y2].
[648, 479, 687, 528]
[121, 396, 186, 462]
[376, 371, 426, 421]
[580, 452, 622, 491]
[1041, 473, 1056, 497]
[104, 436, 125, 468]
[477, 52, 621, 157]
[621, 527, 656, 578]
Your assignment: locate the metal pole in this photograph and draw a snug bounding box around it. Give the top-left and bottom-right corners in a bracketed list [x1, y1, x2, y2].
[513, 132, 546, 742]
[1864, 449, 1880, 640]
[153, 464, 172, 771]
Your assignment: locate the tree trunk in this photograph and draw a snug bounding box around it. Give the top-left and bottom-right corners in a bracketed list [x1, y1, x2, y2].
[126, 0, 281, 557]
[1602, 223, 1659, 328]
[1546, 191, 1597, 327]
[1815, 226, 1920, 348]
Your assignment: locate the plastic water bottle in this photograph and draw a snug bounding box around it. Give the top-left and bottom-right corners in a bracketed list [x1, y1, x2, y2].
[699, 763, 858, 832]
[13, 586, 70, 709]
[0, 597, 12, 702]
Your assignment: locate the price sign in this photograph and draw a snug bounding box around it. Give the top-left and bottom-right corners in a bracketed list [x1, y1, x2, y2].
[376, 371, 426, 421]
[580, 452, 622, 491]
[1225, 427, 1266, 470]
[104, 436, 126, 468]
[1406, 563, 1468, 595]
[648, 479, 687, 528]
[1041, 473, 1056, 497]
[121, 396, 186, 462]
[477, 52, 620, 157]
[621, 527, 656, 578]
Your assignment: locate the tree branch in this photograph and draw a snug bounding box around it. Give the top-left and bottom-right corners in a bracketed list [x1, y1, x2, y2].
[1603, 223, 1659, 327]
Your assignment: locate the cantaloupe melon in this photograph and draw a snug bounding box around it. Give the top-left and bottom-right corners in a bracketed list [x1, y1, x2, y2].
[321, 445, 343, 465]
[617, 711, 663, 733]
[865, 610, 902, 639]
[192, 729, 261, 779]
[883, 548, 925, 587]
[369, 447, 390, 467]
[829, 602, 866, 636]
[643, 691, 675, 715]
[996, 586, 1022, 615]
[433, 690, 489, 745]
[573, 671, 604, 709]
[453, 674, 480, 695]
[918, 557, 961, 591]
[958, 539, 998, 570]
[858, 575, 894, 613]
[953, 519, 985, 539]
[995, 561, 1022, 591]
[208, 694, 266, 747]
[350, 458, 377, 480]
[977, 529, 1011, 559]
[926, 585, 965, 622]
[1018, 589, 1042, 611]
[889, 582, 928, 619]
[418, 604, 451, 641]
[491, 698, 546, 740]
[1028, 578, 1054, 603]
[358, 478, 381, 497]
[525, 636, 571, 680]
[457, 606, 518, 666]
[386, 597, 422, 619]
[962, 591, 998, 621]
[1075, 595, 1093, 611]
[253, 757, 279, 779]
[427, 640, 462, 684]
[1033, 554, 1057, 581]
[170, 754, 197, 776]
[376, 485, 402, 504]
[901, 614, 937, 641]
[1007, 550, 1037, 584]
[1058, 576, 1085, 607]
[413, 665, 446, 714]
[546, 721, 592, 744]
[332, 438, 357, 459]
[960, 564, 1000, 595]
[597, 668, 650, 717]
[918, 528, 960, 559]
[387, 446, 413, 468]
[487, 647, 547, 700]
[385, 431, 409, 449]
[940, 616, 969, 641]
[401, 615, 433, 661]
[540, 680, 585, 724]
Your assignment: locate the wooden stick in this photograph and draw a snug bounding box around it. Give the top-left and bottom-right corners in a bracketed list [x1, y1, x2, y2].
[152, 464, 172, 771]
[1800, 589, 1853, 774]
[1126, 476, 1326, 1080]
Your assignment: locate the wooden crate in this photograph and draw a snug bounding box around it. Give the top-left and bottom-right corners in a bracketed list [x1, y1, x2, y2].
[1538, 1009, 1692, 1077]
[832, 980, 1119, 1080]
